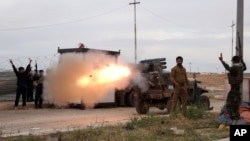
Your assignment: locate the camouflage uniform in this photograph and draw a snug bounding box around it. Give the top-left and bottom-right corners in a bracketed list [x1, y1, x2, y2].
[170, 65, 189, 115]
[221, 60, 246, 120]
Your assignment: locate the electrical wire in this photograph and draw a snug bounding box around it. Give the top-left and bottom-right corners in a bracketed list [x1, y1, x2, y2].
[140, 5, 230, 34]
[0, 5, 128, 31]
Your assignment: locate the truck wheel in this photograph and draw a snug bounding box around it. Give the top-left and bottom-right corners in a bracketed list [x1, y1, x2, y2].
[125, 90, 135, 107]
[199, 95, 210, 110]
[135, 99, 148, 114]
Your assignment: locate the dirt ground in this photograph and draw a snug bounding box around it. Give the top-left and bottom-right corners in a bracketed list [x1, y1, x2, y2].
[187, 73, 226, 89]
[0, 74, 227, 137]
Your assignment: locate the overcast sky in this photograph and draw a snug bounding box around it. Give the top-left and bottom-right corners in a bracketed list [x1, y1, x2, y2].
[0, 0, 249, 73]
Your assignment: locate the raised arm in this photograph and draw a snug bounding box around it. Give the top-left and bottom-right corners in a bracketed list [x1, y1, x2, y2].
[219, 53, 231, 71]
[240, 56, 247, 71]
[25, 58, 32, 71]
[9, 59, 18, 76]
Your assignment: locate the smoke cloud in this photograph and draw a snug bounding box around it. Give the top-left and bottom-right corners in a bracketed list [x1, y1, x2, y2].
[44, 51, 148, 108]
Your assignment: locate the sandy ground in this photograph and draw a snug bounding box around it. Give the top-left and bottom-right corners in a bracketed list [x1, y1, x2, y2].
[0, 73, 228, 138]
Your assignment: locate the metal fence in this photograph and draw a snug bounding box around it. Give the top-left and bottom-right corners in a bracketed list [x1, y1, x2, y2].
[0, 55, 59, 96]
[0, 54, 60, 72]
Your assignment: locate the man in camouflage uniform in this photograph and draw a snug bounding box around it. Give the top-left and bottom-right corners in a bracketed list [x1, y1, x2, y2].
[219, 53, 246, 124]
[170, 56, 189, 117]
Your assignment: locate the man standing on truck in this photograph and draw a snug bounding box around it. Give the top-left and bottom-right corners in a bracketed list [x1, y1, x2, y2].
[169, 56, 189, 117]
[10, 58, 32, 110]
[78, 43, 85, 48]
[219, 53, 246, 124]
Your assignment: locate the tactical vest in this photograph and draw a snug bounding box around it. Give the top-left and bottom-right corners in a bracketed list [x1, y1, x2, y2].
[227, 65, 243, 86]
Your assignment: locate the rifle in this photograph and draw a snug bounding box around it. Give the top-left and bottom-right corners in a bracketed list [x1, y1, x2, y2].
[236, 32, 245, 83]
[236, 32, 242, 59]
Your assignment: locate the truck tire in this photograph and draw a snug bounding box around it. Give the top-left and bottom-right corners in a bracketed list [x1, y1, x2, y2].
[199, 95, 210, 110]
[135, 99, 148, 114]
[125, 90, 135, 107]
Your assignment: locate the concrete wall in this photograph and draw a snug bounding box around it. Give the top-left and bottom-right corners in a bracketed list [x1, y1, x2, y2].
[242, 77, 250, 101]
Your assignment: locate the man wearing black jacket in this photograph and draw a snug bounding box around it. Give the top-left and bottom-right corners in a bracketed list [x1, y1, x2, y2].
[34, 69, 44, 109]
[10, 58, 32, 109]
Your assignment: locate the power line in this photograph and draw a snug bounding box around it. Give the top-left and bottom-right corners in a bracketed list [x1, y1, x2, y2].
[0, 54, 60, 71]
[140, 5, 231, 34]
[0, 5, 128, 31]
[140, 6, 183, 28]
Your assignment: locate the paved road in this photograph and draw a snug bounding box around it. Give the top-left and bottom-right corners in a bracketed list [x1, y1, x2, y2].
[0, 107, 137, 137]
[215, 138, 229, 141]
[0, 98, 227, 138]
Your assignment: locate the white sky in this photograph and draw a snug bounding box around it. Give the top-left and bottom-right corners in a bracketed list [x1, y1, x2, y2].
[0, 0, 249, 73]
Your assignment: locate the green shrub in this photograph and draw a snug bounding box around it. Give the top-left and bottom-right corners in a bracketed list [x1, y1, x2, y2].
[184, 105, 207, 119]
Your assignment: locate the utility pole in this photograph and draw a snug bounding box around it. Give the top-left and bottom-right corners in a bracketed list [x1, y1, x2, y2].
[129, 0, 140, 64]
[231, 20, 235, 59]
[236, 0, 244, 100]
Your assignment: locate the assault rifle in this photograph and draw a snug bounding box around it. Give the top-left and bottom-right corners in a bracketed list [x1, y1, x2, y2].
[236, 32, 242, 59]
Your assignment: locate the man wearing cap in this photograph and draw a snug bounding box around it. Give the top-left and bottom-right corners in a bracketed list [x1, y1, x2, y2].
[10, 58, 32, 109]
[219, 53, 247, 124]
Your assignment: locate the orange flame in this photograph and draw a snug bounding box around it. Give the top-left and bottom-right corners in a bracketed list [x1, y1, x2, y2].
[77, 63, 131, 87]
